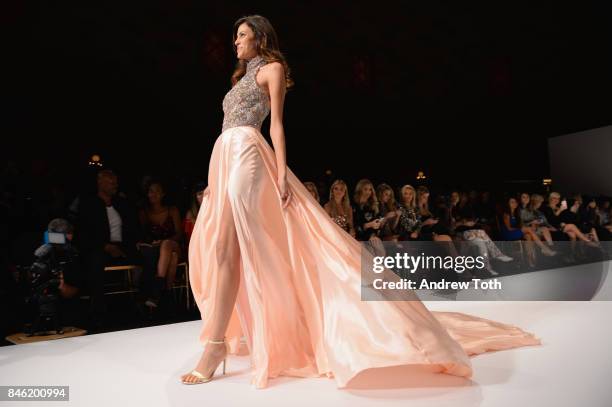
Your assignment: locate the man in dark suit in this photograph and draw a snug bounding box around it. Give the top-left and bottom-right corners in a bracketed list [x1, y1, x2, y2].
[74, 169, 146, 330]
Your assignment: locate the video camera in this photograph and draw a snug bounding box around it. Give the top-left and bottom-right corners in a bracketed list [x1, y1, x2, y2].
[25, 220, 78, 336]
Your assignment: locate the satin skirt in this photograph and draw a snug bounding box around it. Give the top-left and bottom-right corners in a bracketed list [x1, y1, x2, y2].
[188, 125, 540, 389]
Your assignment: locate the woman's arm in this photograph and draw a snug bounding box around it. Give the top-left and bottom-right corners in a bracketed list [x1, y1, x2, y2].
[261, 62, 290, 207]
[503, 213, 517, 231]
[391, 208, 402, 231]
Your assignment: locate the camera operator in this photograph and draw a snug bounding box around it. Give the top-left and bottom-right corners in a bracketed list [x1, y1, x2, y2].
[27, 218, 82, 335]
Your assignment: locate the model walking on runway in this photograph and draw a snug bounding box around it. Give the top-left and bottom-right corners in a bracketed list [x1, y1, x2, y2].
[181, 14, 540, 388]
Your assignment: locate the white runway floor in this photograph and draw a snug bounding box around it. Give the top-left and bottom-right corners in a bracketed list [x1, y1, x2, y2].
[2, 262, 612, 407]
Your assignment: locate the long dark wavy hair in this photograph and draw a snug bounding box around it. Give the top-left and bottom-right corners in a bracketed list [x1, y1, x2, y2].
[231, 15, 294, 89]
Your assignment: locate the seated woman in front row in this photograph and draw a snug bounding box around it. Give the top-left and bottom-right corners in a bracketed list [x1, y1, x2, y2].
[376, 183, 403, 241]
[541, 192, 598, 246]
[352, 179, 385, 256]
[452, 204, 513, 276]
[324, 179, 356, 237]
[138, 180, 183, 307]
[501, 197, 556, 267]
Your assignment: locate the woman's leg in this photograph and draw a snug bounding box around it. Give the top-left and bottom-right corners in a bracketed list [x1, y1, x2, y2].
[540, 227, 554, 246]
[369, 235, 386, 257]
[467, 238, 494, 272]
[590, 228, 600, 243]
[565, 224, 591, 242]
[157, 239, 174, 278]
[473, 229, 509, 259]
[148, 240, 179, 302]
[523, 234, 537, 267]
[565, 231, 577, 256]
[166, 250, 179, 289]
[523, 227, 554, 254]
[182, 196, 240, 383]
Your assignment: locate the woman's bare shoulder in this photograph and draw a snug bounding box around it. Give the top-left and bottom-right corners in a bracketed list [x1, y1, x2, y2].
[260, 61, 284, 78]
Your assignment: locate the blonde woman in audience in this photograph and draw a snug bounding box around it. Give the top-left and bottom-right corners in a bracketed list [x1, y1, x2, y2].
[324, 179, 355, 237]
[416, 187, 454, 242]
[542, 192, 594, 243]
[523, 194, 556, 245]
[352, 179, 385, 256]
[396, 185, 420, 240]
[376, 183, 402, 241]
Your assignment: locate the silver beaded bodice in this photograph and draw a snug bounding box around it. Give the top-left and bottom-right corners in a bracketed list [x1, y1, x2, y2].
[221, 55, 271, 133]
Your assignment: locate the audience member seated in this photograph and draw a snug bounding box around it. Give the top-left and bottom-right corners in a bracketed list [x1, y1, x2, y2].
[527, 194, 567, 242]
[502, 196, 556, 262]
[376, 183, 402, 241]
[542, 192, 597, 246]
[451, 203, 512, 276]
[598, 199, 610, 224]
[184, 181, 207, 245]
[562, 196, 601, 244]
[519, 193, 556, 246]
[597, 198, 612, 235]
[323, 179, 355, 237]
[415, 187, 454, 241]
[138, 179, 184, 308]
[415, 186, 458, 257]
[579, 196, 610, 241]
[352, 179, 385, 256]
[452, 191, 474, 222]
[303, 182, 320, 204]
[476, 191, 495, 220]
[396, 185, 420, 241]
[74, 169, 144, 330]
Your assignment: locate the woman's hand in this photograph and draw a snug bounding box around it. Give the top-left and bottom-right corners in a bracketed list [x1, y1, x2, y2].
[365, 219, 380, 230]
[278, 176, 292, 209]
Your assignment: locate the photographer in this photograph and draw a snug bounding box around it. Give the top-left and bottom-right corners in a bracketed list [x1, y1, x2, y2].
[28, 218, 82, 334]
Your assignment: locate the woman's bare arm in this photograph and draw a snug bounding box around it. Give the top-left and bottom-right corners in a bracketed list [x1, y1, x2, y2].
[259, 62, 290, 207]
[260, 63, 287, 179]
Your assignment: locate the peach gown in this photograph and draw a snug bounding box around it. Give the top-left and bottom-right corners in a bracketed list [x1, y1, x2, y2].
[188, 55, 540, 389]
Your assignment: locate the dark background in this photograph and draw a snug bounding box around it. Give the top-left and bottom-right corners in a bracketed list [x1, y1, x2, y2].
[4, 0, 612, 193]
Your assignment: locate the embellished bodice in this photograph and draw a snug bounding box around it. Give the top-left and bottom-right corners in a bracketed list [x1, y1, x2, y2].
[222, 55, 271, 133]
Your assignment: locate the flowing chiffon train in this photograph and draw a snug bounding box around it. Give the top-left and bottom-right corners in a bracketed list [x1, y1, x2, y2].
[188, 125, 541, 389]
